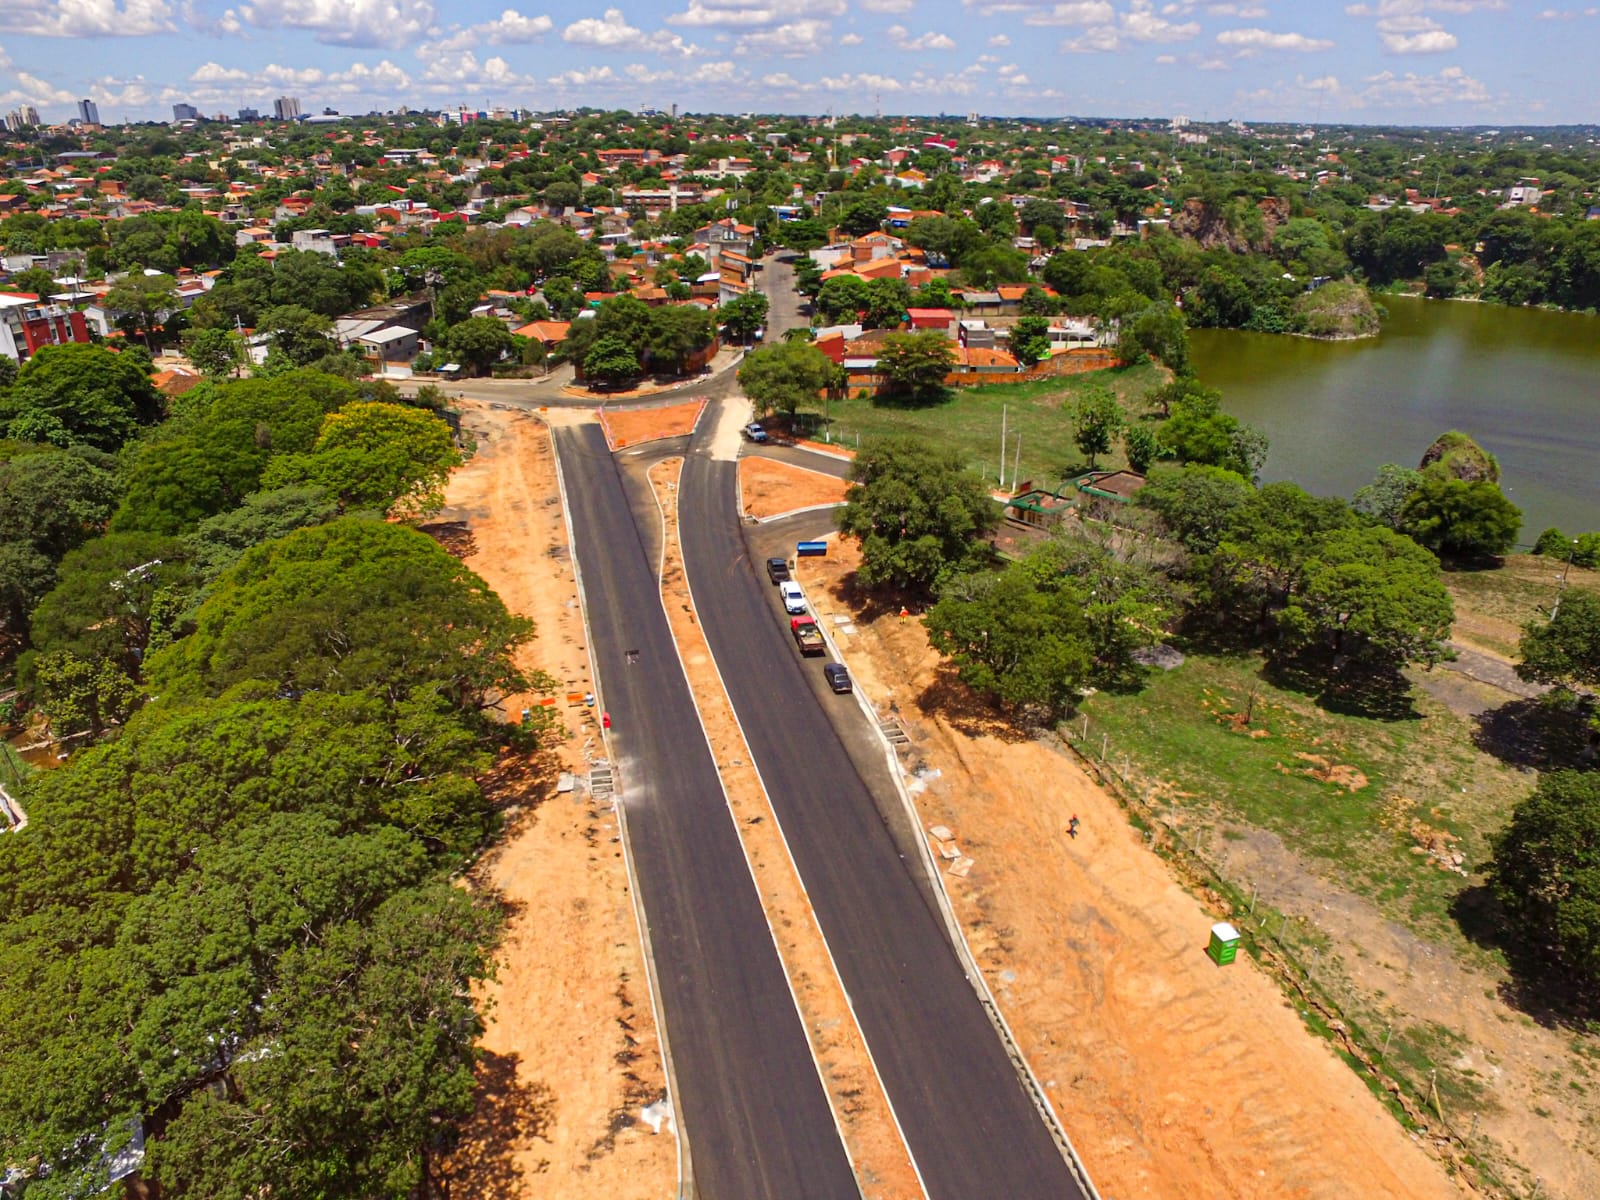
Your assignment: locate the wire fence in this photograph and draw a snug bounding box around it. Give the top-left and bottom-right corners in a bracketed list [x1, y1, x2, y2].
[1060, 712, 1536, 1200]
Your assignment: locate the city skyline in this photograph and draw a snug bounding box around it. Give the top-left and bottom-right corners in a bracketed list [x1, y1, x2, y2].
[0, 1, 1594, 127]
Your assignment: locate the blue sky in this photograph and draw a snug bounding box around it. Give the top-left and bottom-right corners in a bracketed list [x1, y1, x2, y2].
[0, 1, 1593, 126]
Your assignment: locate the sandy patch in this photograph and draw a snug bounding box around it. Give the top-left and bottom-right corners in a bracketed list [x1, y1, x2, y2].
[648, 458, 922, 1200]
[599, 400, 705, 450]
[738, 457, 850, 520]
[799, 538, 1467, 1200]
[432, 403, 675, 1199]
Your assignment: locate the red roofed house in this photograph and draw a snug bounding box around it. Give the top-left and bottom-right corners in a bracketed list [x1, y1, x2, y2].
[906, 307, 956, 335]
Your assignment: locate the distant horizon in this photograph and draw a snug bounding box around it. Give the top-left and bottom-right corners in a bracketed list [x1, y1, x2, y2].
[1, 2, 1594, 130]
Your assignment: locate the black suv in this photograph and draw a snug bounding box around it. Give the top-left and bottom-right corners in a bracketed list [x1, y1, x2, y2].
[766, 557, 790, 584]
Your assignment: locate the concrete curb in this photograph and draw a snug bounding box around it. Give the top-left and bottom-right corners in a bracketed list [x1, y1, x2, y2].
[754, 501, 846, 524]
[803, 542, 1104, 1200]
[546, 420, 694, 1200]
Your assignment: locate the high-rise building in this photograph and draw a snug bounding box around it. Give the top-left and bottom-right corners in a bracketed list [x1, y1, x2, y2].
[237, 106, 260, 122]
[172, 102, 200, 122]
[77, 99, 101, 125]
[21, 106, 39, 126]
[3, 108, 39, 131]
[273, 96, 302, 121]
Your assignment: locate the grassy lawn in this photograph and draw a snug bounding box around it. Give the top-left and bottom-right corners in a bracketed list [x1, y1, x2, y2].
[814, 362, 1167, 489]
[1077, 650, 1534, 943]
[1444, 555, 1600, 657]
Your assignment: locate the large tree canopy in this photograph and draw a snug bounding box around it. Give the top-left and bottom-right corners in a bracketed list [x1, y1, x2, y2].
[838, 436, 998, 596]
[0, 344, 162, 450]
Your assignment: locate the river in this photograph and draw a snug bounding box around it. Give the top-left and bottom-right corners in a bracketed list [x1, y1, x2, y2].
[1190, 294, 1600, 539]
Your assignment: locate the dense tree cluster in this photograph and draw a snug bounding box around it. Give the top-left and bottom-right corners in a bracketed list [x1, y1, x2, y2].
[0, 333, 542, 1194]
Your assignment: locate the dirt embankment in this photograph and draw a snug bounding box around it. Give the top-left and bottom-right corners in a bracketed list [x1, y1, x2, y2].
[432, 403, 676, 1198]
[599, 399, 706, 450]
[798, 538, 1467, 1200]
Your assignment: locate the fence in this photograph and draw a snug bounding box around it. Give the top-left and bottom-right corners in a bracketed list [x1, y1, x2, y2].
[1060, 711, 1533, 1200]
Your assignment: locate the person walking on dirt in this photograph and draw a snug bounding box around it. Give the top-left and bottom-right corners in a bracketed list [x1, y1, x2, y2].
[1068, 815, 1080, 839]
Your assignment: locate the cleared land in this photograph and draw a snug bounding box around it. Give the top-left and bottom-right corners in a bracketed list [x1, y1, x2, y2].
[599, 399, 705, 449]
[431, 403, 676, 1198]
[797, 538, 1466, 1200]
[737, 456, 849, 519]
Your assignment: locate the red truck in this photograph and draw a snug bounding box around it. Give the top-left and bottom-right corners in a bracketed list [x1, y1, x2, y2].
[790, 615, 825, 656]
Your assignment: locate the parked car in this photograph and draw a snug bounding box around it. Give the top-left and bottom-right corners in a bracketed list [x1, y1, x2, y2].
[823, 663, 852, 693]
[744, 422, 769, 443]
[779, 580, 806, 615]
[765, 556, 790, 584]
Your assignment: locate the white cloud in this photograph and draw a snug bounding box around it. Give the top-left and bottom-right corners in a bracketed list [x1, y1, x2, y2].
[1023, 1, 1115, 24]
[666, 1, 790, 28]
[563, 8, 701, 55]
[1205, 2, 1268, 14]
[732, 18, 830, 55]
[1216, 27, 1335, 51]
[988, 32, 1011, 44]
[1055, 0, 1199, 50]
[0, 0, 177, 38]
[862, 0, 915, 10]
[475, 9, 553, 42]
[1380, 25, 1458, 51]
[547, 64, 618, 87]
[1353, 63, 1490, 105]
[235, 0, 435, 48]
[839, 30, 863, 43]
[888, 23, 957, 49]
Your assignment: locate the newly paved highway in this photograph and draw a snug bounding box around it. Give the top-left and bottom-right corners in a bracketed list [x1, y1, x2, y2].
[554, 424, 859, 1200]
[678, 405, 1092, 1200]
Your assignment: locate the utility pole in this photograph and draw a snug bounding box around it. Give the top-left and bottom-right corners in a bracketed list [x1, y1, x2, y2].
[999, 404, 1007, 489]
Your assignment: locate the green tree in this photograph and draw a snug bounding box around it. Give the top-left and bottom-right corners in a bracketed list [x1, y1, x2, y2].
[263, 403, 459, 519]
[1137, 465, 1254, 554]
[104, 271, 179, 351]
[1400, 477, 1523, 561]
[149, 518, 530, 713]
[183, 326, 244, 378]
[1071, 384, 1124, 469]
[1123, 424, 1158, 475]
[737, 341, 836, 418]
[110, 436, 262, 535]
[1, 344, 162, 450]
[875, 331, 954, 404]
[838, 199, 887, 237]
[837, 436, 998, 596]
[1352, 463, 1423, 529]
[1488, 770, 1600, 1006]
[186, 486, 338, 580]
[925, 557, 1092, 720]
[0, 447, 121, 561]
[644, 304, 716, 373]
[1121, 303, 1190, 372]
[862, 277, 912, 329]
[583, 334, 643, 388]
[815, 275, 871, 325]
[257, 304, 335, 367]
[720, 291, 769, 343]
[1010, 315, 1051, 367]
[442, 315, 514, 376]
[1275, 524, 1454, 704]
[1518, 590, 1600, 693]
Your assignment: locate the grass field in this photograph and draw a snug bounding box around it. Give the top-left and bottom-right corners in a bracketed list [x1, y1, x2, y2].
[1077, 650, 1532, 942]
[816, 362, 1167, 490]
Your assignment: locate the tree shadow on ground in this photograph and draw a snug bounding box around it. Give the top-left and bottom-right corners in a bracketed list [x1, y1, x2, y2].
[1449, 884, 1600, 1031]
[832, 567, 918, 625]
[1472, 694, 1597, 770]
[1262, 655, 1423, 722]
[419, 519, 479, 560]
[914, 661, 1035, 745]
[434, 1051, 554, 1198]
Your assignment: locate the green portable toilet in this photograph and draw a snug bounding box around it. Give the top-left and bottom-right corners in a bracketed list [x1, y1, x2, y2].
[1207, 921, 1240, 966]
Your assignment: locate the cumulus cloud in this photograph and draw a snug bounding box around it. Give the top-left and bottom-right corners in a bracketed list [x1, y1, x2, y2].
[839, 30, 863, 43]
[1057, 0, 1200, 50]
[1216, 27, 1335, 52]
[888, 23, 957, 49]
[1205, 2, 1268, 14]
[232, 0, 436, 48]
[665, 1, 785, 28]
[731, 18, 831, 55]
[861, 0, 915, 11]
[988, 32, 1011, 44]
[1022, 1, 1115, 25]
[1353, 63, 1490, 104]
[0, 0, 177, 38]
[563, 8, 700, 55]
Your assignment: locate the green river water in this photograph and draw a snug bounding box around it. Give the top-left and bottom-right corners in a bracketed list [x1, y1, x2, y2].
[1190, 294, 1600, 539]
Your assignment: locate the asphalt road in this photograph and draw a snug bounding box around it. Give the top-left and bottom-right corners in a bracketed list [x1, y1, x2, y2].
[678, 409, 1090, 1199]
[554, 424, 860, 1200]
